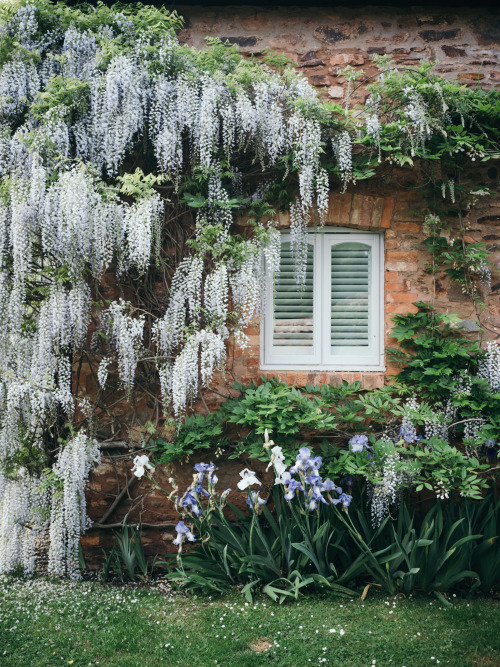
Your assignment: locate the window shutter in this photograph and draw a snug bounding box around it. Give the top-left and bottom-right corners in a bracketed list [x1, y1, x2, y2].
[272, 241, 314, 352]
[262, 231, 383, 370]
[330, 242, 370, 348]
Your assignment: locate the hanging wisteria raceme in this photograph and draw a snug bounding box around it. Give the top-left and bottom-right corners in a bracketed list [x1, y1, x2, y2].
[478, 342, 500, 393]
[48, 433, 101, 580]
[102, 301, 145, 395]
[0, 469, 48, 575]
[289, 199, 310, 286]
[332, 131, 353, 189]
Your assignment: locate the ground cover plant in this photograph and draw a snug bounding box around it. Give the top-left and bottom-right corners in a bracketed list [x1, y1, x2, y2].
[1, 576, 500, 666]
[0, 0, 499, 586]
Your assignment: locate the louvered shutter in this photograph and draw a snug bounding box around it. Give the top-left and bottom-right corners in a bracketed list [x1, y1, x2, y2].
[330, 242, 370, 348]
[264, 238, 320, 365]
[322, 234, 382, 368]
[262, 231, 383, 370]
[272, 241, 314, 351]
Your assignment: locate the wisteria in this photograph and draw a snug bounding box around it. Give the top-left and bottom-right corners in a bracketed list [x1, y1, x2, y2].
[48, 433, 100, 580]
[478, 342, 500, 392]
[369, 451, 408, 527]
[0, 470, 48, 575]
[102, 301, 145, 394]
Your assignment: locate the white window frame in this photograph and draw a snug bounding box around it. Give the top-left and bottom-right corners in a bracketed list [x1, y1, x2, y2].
[261, 228, 385, 372]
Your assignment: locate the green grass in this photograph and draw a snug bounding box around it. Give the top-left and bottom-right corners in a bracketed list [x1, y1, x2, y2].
[1, 577, 500, 666]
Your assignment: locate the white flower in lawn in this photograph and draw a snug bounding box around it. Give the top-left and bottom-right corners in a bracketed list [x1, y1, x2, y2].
[132, 455, 155, 478]
[237, 468, 261, 491]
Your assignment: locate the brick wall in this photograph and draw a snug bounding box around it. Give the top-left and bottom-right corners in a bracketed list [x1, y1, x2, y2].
[82, 4, 500, 565]
[176, 4, 500, 93]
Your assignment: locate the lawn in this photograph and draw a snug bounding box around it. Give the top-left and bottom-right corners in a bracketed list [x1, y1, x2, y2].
[1, 576, 499, 667]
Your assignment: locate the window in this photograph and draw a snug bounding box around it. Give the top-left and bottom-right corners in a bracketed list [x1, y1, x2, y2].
[262, 230, 384, 371]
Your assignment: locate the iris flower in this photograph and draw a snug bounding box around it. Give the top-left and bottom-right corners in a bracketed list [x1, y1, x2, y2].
[180, 491, 202, 516]
[349, 434, 368, 453]
[267, 445, 291, 485]
[284, 478, 304, 501]
[173, 521, 196, 551]
[131, 454, 155, 478]
[237, 468, 261, 490]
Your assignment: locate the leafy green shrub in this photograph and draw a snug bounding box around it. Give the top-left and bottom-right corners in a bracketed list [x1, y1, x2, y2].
[153, 414, 227, 464]
[388, 302, 482, 398]
[223, 379, 337, 443]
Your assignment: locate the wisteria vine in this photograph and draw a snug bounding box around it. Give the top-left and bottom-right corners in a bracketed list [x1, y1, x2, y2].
[0, 0, 498, 578]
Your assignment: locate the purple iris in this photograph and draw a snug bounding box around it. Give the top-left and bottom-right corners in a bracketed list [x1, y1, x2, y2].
[399, 424, 418, 444]
[207, 462, 218, 485]
[297, 447, 312, 461]
[339, 493, 352, 507]
[322, 479, 342, 494]
[305, 473, 322, 486]
[181, 491, 202, 516]
[307, 484, 329, 510]
[173, 521, 196, 548]
[284, 479, 303, 501]
[308, 456, 323, 470]
[332, 493, 352, 508]
[194, 482, 210, 497]
[246, 491, 267, 508]
[349, 434, 369, 453]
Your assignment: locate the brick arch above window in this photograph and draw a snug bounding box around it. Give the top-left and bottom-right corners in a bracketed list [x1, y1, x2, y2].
[275, 193, 395, 232]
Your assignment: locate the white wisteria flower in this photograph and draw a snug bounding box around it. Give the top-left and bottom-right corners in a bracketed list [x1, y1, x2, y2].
[236, 468, 261, 491]
[132, 455, 155, 478]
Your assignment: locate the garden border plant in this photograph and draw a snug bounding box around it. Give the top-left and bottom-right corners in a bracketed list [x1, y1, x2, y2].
[130, 430, 500, 603]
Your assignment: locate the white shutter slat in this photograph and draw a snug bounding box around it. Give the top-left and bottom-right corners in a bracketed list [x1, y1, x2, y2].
[330, 242, 371, 348]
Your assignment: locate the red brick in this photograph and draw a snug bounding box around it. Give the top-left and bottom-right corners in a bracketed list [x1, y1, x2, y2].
[385, 271, 403, 282]
[295, 372, 308, 387]
[385, 303, 419, 315]
[386, 251, 419, 262]
[351, 194, 376, 227]
[380, 197, 395, 229]
[393, 222, 421, 233]
[386, 292, 419, 303]
[385, 261, 418, 272]
[370, 197, 385, 227]
[327, 193, 352, 224]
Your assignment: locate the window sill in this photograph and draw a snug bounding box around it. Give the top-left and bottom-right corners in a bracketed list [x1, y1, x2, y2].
[259, 364, 386, 372]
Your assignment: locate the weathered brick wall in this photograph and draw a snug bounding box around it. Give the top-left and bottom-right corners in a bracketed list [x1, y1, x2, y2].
[176, 5, 500, 93]
[82, 4, 500, 565]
